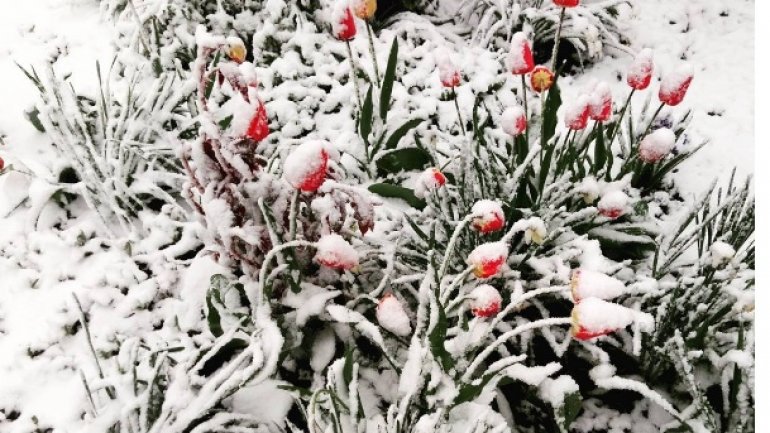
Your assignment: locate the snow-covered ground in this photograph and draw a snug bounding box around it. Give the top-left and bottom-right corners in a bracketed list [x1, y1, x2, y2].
[0, 0, 755, 431]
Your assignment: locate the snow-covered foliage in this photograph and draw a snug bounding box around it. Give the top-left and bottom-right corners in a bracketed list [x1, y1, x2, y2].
[1, 0, 755, 432]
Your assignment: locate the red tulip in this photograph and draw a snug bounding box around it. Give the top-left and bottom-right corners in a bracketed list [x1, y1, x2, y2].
[0, 156, 4, 171]
[659, 63, 694, 106]
[471, 200, 505, 234]
[376, 293, 412, 336]
[501, 106, 527, 137]
[431, 168, 447, 186]
[565, 95, 591, 130]
[332, 6, 357, 41]
[627, 49, 654, 91]
[571, 298, 637, 341]
[315, 234, 359, 270]
[597, 190, 629, 220]
[530, 66, 555, 93]
[508, 32, 535, 75]
[570, 269, 627, 303]
[467, 242, 508, 279]
[589, 82, 612, 122]
[469, 285, 503, 318]
[639, 128, 676, 163]
[284, 140, 330, 192]
[246, 102, 269, 142]
[436, 49, 461, 88]
[553, 0, 579, 7]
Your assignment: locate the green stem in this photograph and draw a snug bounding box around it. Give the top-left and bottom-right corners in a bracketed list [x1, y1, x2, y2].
[345, 40, 363, 114]
[453, 86, 466, 136]
[365, 21, 380, 87]
[642, 102, 666, 138]
[551, 7, 567, 71]
[608, 89, 635, 148]
[521, 74, 529, 142]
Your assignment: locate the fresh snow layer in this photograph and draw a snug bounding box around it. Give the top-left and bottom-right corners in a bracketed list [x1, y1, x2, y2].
[376, 294, 412, 337]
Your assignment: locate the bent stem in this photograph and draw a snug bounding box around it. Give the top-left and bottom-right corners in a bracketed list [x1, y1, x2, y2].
[345, 40, 363, 113]
[365, 21, 380, 86]
[257, 240, 315, 307]
[608, 89, 635, 147]
[452, 86, 466, 136]
[438, 214, 474, 281]
[551, 7, 567, 71]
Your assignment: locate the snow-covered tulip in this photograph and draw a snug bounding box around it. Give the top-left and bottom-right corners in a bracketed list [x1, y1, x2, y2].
[471, 200, 505, 234]
[597, 190, 629, 220]
[523, 218, 547, 245]
[709, 241, 735, 268]
[627, 49, 654, 90]
[226, 36, 247, 63]
[659, 63, 694, 106]
[245, 102, 269, 142]
[436, 49, 461, 88]
[467, 242, 508, 279]
[570, 298, 636, 341]
[314, 234, 359, 270]
[508, 32, 535, 75]
[530, 66, 555, 93]
[351, 0, 376, 20]
[414, 167, 446, 198]
[284, 141, 330, 192]
[570, 269, 626, 303]
[376, 293, 412, 336]
[0, 156, 4, 171]
[554, 0, 579, 7]
[331, 4, 357, 41]
[639, 128, 676, 163]
[469, 285, 503, 318]
[501, 106, 527, 137]
[565, 95, 591, 130]
[589, 82, 612, 122]
[578, 176, 600, 204]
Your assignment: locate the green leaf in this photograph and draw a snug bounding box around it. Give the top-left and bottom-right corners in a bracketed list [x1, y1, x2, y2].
[24, 107, 45, 132]
[542, 81, 562, 148]
[376, 147, 431, 175]
[368, 183, 426, 209]
[380, 38, 399, 121]
[382, 118, 423, 151]
[205, 275, 228, 337]
[343, 345, 355, 385]
[560, 392, 582, 430]
[428, 295, 452, 371]
[360, 86, 374, 151]
[593, 123, 607, 174]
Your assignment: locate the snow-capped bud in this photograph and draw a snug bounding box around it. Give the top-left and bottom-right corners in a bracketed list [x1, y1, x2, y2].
[589, 82, 612, 122]
[284, 140, 330, 192]
[436, 49, 461, 88]
[578, 176, 600, 204]
[414, 167, 446, 198]
[554, 0, 579, 7]
[469, 285, 503, 318]
[501, 106, 527, 137]
[226, 36, 247, 63]
[530, 66, 555, 93]
[467, 242, 508, 279]
[565, 95, 591, 130]
[570, 298, 635, 341]
[639, 128, 676, 163]
[507, 32, 535, 75]
[627, 49, 654, 90]
[376, 293, 412, 336]
[0, 156, 4, 171]
[523, 218, 547, 245]
[597, 190, 629, 220]
[315, 234, 359, 270]
[659, 63, 694, 106]
[709, 241, 735, 268]
[331, 4, 357, 41]
[471, 200, 505, 234]
[570, 269, 626, 303]
[351, 0, 376, 20]
[245, 102, 269, 142]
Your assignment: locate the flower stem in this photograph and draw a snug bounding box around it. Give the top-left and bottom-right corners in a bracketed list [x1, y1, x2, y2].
[551, 7, 567, 71]
[642, 102, 666, 138]
[258, 240, 315, 305]
[345, 40, 363, 113]
[365, 21, 380, 87]
[452, 86, 467, 136]
[438, 214, 474, 280]
[521, 74, 529, 142]
[608, 89, 635, 147]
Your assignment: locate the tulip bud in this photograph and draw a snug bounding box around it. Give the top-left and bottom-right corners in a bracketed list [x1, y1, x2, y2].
[351, 0, 376, 20]
[467, 242, 508, 279]
[589, 82, 612, 122]
[414, 167, 446, 198]
[571, 298, 637, 341]
[597, 190, 629, 220]
[530, 66, 555, 93]
[659, 63, 694, 106]
[501, 106, 527, 137]
[331, 4, 357, 41]
[469, 285, 503, 318]
[523, 218, 547, 245]
[508, 32, 535, 75]
[565, 95, 591, 130]
[570, 269, 627, 303]
[0, 156, 4, 171]
[376, 293, 412, 336]
[627, 49, 654, 90]
[436, 49, 461, 88]
[578, 176, 600, 204]
[226, 36, 247, 63]
[638, 128, 676, 163]
[246, 102, 269, 142]
[471, 200, 505, 234]
[554, 0, 579, 7]
[315, 234, 359, 270]
[284, 141, 330, 192]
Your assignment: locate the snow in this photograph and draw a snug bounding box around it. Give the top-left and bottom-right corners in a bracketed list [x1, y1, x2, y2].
[659, 62, 695, 105]
[506, 32, 533, 74]
[627, 48, 654, 90]
[573, 298, 651, 334]
[588, 82, 612, 121]
[564, 94, 590, 130]
[466, 242, 509, 278]
[314, 233, 359, 270]
[471, 199, 505, 230]
[500, 105, 527, 137]
[709, 240, 736, 267]
[376, 294, 412, 337]
[639, 128, 676, 162]
[413, 167, 445, 199]
[570, 269, 627, 302]
[227, 379, 295, 425]
[283, 140, 331, 190]
[597, 190, 629, 216]
[468, 285, 503, 318]
[435, 47, 461, 87]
